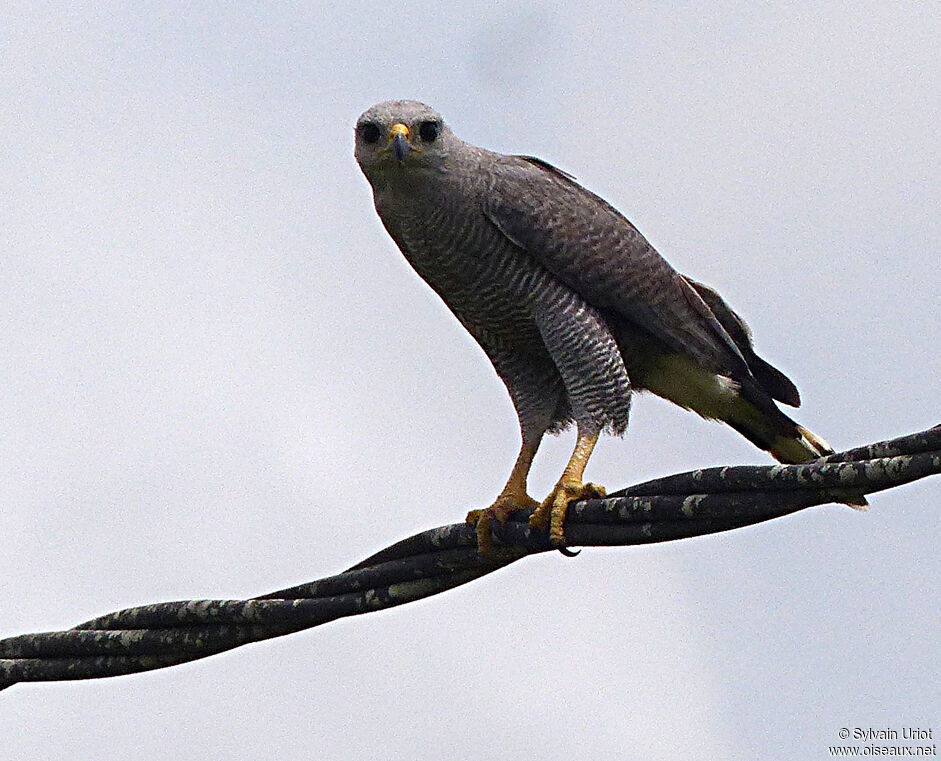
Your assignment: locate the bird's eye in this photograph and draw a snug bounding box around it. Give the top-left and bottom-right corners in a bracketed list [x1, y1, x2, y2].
[418, 121, 439, 142]
[359, 123, 381, 144]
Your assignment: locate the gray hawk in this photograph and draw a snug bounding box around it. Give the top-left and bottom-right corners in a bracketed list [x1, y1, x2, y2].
[354, 100, 853, 550]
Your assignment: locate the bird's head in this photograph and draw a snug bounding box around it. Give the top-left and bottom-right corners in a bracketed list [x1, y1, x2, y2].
[354, 100, 454, 184]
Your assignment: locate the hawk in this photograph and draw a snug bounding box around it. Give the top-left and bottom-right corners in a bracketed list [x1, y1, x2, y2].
[354, 100, 850, 550]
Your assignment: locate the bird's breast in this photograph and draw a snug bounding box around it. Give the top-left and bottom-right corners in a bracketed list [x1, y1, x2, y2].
[375, 192, 549, 343]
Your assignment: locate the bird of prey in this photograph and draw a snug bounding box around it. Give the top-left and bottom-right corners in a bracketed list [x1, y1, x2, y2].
[355, 99, 850, 550]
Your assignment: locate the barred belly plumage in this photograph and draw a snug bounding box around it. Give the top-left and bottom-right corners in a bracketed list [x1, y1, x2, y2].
[395, 204, 545, 337]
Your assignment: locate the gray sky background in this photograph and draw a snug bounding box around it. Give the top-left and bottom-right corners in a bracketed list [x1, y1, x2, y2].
[1, 2, 938, 759]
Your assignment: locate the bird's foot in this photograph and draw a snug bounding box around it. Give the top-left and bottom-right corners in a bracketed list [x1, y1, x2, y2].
[530, 480, 606, 546]
[467, 492, 540, 554]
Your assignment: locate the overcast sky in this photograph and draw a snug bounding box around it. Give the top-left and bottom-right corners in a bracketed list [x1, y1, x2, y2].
[1, 2, 938, 759]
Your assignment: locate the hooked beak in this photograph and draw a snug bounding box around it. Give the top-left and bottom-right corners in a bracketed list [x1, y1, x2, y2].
[389, 122, 411, 163]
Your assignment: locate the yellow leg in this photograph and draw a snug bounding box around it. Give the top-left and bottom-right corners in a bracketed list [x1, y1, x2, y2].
[530, 431, 606, 545]
[467, 443, 540, 553]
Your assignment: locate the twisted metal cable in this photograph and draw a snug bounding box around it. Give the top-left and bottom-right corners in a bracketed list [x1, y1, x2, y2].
[1, 424, 938, 691]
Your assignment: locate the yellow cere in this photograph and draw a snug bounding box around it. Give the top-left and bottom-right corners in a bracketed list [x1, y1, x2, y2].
[389, 122, 410, 141]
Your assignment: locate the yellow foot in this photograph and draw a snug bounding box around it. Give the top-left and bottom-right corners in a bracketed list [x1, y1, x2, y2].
[530, 480, 606, 546]
[467, 492, 540, 554]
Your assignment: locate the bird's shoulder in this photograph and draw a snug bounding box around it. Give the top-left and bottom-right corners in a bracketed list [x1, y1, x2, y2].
[482, 152, 632, 222]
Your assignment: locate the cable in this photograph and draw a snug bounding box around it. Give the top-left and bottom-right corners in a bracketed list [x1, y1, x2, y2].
[1, 424, 937, 690]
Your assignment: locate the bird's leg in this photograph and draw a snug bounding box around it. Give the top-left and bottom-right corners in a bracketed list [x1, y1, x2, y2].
[531, 430, 605, 545]
[467, 443, 540, 553]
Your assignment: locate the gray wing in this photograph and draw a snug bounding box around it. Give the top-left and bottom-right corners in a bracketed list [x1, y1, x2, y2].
[684, 277, 801, 407]
[482, 154, 768, 394]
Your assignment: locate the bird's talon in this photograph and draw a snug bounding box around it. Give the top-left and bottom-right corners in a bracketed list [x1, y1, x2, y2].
[467, 492, 540, 554]
[583, 482, 606, 499]
[531, 479, 607, 546]
[474, 511, 494, 555]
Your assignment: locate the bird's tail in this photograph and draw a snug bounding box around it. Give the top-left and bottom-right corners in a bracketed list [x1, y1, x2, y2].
[745, 416, 832, 464]
[726, 401, 869, 508]
[633, 351, 868, 508]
